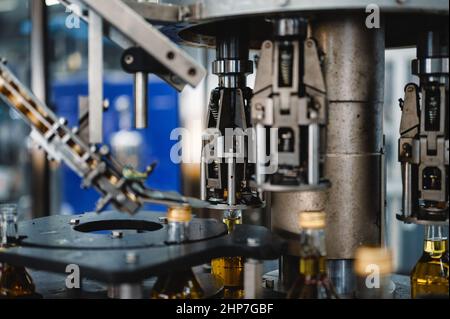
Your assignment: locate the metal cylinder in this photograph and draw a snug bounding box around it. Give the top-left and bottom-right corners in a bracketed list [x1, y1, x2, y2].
[214, 33, 251, 88]
[313, 14, 385, 259]
[402, 162, 413, 218]
[134, 72, 148, 129]
[271, 14, 385, 293]
[107, 283, 143, 299]
[327, 259, 355, 299]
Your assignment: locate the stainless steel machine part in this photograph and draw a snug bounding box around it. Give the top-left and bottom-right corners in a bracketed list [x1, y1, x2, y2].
[271, 14, 385, 295]
[134, 72, 149, 129]
[397, 28, 449, 224]
[0, 62, 208, 214]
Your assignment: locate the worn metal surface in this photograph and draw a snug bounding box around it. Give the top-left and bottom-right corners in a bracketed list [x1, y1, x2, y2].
[314, 15, 385, 259]
[161, 0, 448, 20]
[157, 0, 447, 49]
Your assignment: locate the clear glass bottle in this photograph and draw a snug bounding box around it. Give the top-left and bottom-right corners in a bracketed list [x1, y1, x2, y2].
[150, 205, 204, 299]
[287, 211, 339, 299]
[354, 246, 393, 299]
[411, 225, 449, 299]
[211, 210, 245, 299]
[0, 203, 36, 298]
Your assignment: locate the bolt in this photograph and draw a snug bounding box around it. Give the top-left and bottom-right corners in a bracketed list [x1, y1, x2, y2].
[306, 40, 313, 48]
[247, 237, 260, 247]
[264, 41, 272, 49]
[407, 85, 414, 92]
[116, 194, 127, 204]
[103, 99, 110, 110]
[125, 251, 138, 264]
[170, 75, 183, 86]
[69, 218, 80, 225]
[112, 231, 123, 239]
[124, 54, 134, 65]
[188, 68, 197, 77]
[158, 216, 168, 224]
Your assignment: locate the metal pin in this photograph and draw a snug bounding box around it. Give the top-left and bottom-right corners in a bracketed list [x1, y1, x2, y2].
[200, 152, 207, 201]
[228, 155, 236, 206]
[308, 122, 320, 185]
[134, 72, 148, 129]
[402, 162, 413, 218]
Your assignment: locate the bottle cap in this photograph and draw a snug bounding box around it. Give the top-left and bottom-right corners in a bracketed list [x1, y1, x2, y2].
[298, 211, 326, 229]
[354, 246, 393, 276]
[167, 205, 192, 223]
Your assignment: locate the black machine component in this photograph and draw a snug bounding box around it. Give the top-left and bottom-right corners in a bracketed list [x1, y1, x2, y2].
[0, 211, 283, 284]
[201, 28, 263, 210]
[397, 27, 449, 224]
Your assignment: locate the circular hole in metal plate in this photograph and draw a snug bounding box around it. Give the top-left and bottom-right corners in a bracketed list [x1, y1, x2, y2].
[73, 219, 163, 235]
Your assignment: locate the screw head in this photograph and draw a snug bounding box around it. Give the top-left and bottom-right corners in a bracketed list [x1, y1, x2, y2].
[158, 216, 168, 224]
[247, 237, 260, 247]
[124, 54, 134, 65]
[69, 218, 80, 225]
[125, 251, 138, 264]
[112, 231, 123, 239]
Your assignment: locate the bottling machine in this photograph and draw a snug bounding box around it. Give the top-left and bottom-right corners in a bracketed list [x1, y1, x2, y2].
[0, 0, 448, 299]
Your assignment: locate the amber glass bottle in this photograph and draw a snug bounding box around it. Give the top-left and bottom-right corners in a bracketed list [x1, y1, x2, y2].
[150, 205, 204, 299]
[287, 211, 339, 299]
[411, 225, 449, 299]
[211, 210, 244, 299]
[0, 204, 35, 298]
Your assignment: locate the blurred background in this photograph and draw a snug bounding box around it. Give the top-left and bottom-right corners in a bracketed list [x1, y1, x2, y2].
[0, 0, 429, 274]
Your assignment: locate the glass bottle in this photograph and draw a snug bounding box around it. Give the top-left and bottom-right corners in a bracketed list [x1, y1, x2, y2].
[354, 246, 393, 299]
[150, 205, 204, 299]
[0, 203, 36, 298]
[211, 210, 245, 299]
[287, 211, 339, 299]
[411, 225, 449, 299]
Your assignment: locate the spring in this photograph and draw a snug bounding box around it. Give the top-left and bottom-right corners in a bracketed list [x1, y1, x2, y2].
[280, 49, 293, 86]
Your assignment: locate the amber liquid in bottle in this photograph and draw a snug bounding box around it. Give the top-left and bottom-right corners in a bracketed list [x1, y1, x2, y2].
[287, 211, 339, 299]
[0, 264, 35, 298]
[151, 270, 204, 299]
[150, 206, 204, 299]
[0, 204, 36, 298]
[411, 225, 449, 299]
[211, 210, 244, 299]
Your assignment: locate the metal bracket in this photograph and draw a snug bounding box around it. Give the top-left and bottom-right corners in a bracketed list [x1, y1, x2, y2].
[59, 0, 206, 89]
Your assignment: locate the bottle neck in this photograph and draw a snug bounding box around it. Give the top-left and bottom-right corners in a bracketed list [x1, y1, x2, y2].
[223, 210, 242, 233]
[298, 228, 327, 277]
[300, 228, 326, 257]
[424, 225, 447, 241]
[423, 225, 448, 255]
